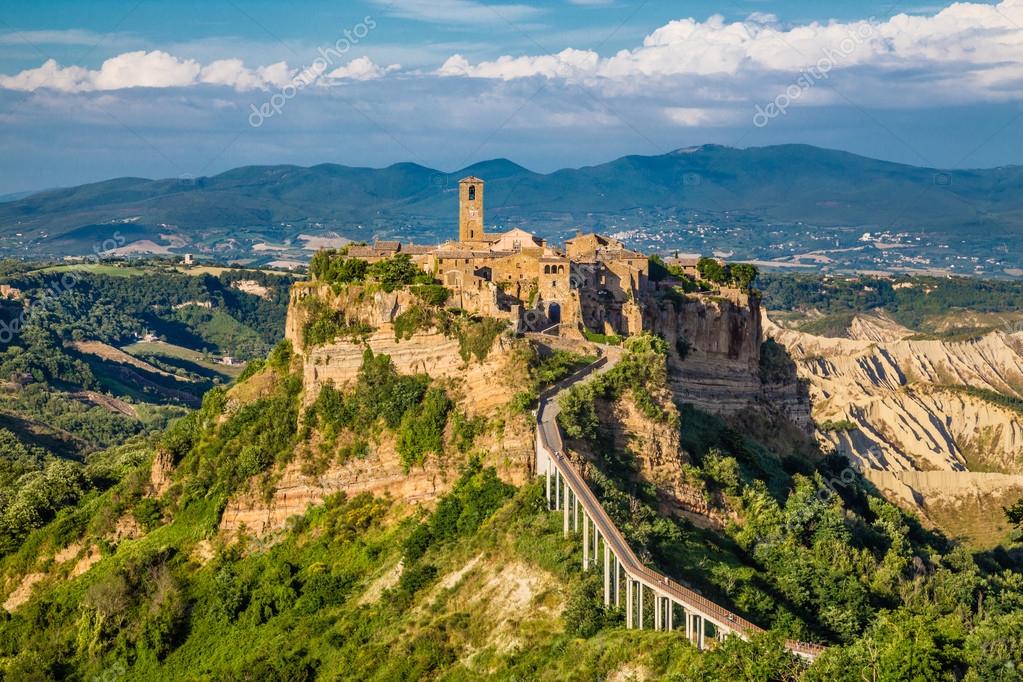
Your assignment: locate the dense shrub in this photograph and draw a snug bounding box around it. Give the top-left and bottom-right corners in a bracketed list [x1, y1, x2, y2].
[410, 284, 450, 307]
[393, 304, 435, 341]
[452, 316, 507, 363]
[307, 351, 430, 434]
[309, 249, 368, 285]
[301, 298, 374, 348]
[367, 254, 433, 292]
[558, 333, 673, 444]
[563, 575, 617, 637]
[449, 411, 486, 453]
[401, 458, 513, 564]
[531, 350, 594, 387]
[396, 388, 452, 471]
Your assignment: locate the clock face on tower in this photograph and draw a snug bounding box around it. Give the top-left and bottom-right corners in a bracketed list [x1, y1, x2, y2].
[468, 209, 479, 218]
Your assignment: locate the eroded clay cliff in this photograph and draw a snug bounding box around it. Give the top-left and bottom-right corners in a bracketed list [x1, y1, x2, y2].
[766, 313, 1023, 544]
[766, 316, 1023, 474]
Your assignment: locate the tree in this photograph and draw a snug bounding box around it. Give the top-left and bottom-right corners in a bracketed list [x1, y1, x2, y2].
[1006, 497, 1023, 529]
[368, 254, 423, 292]
[310, 250, 368, 285]
[697, 257, 728, 284]
[647, 255, 670, 282]
[730, 263, 759, 290]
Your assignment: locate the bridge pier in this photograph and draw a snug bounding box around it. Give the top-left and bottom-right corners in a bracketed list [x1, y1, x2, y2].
[638, 583, 644, 630]
[563, 487, 570, 536]
[686, 614, 705, 650]
[626, 579, 634, 628]
[582, 512, 589, 569]
[573, 493, 579, 532]
[603, 544, 611, 605]
[614, 560, 621, 607]
[545, 464, 551, 508]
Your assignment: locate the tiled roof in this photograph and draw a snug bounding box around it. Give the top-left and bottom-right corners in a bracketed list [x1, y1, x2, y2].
[601, 248, 646, 261]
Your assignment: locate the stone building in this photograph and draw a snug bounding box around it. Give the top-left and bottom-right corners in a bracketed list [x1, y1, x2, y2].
[329, 175, 651, 338]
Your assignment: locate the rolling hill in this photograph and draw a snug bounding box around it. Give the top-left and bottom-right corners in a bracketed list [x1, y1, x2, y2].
[2, 145, 1021, 259]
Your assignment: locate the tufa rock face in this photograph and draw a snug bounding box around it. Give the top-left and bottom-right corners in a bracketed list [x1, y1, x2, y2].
[285, 282, 415, 346]
[766, 315, 1023, 474]
[287, 281, 530, 414]
[643, 290, 765, 416]
[221, 416, 535, 538]
[607, 395, 727, 530]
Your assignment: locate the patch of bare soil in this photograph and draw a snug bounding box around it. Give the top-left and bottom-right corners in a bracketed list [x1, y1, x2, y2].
[72, 390, 138, 417]
[71, 340, 177, 379]
[3, 573, 44, 612]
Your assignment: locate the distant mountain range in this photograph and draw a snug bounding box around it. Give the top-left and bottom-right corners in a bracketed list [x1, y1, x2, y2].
[1, 144, 1021, 259]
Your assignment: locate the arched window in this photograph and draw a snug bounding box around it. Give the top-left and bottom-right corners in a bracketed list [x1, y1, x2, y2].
[468, 185, 476, 201]
[558, 265, 565, 274]
[544, 265, 550, 274]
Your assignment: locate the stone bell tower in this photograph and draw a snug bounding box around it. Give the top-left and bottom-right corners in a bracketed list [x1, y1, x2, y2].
[459, 176, 484, 242]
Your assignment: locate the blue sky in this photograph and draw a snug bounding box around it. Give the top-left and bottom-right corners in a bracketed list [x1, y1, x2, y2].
[0, 0, 1021, 194]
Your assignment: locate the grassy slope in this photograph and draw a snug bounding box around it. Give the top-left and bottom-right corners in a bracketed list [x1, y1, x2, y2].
[123, 341, 244, 381]
[4, 335, 1022, 680]
[0, 465, 750, 681]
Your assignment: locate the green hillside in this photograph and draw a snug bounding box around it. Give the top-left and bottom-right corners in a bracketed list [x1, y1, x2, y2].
[0, 261, 295, 557]
[0, 333, 1020, 680]
[2, 145, 1022, 258]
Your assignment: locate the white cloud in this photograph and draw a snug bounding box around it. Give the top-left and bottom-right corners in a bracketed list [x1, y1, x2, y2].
[0, 59, 93, 93]
[90, 50, 201, 90]
[0, 50, 404, 93]
[439, 48, 599, 79]
[0, 50, 304, 93]
[198, 59, 295, 90]
[326, 57, 401, 81]
[439, 0, 1023, 101]
[663, 107, 737, 127]
[3, 0, 1023, 109]
[371, 0, 539, 24]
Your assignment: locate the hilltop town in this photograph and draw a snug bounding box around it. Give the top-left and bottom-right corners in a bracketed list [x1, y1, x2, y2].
[308, 176, 754, 342]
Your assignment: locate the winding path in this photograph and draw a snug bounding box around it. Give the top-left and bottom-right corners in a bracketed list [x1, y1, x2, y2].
[534, 347, 826, 660]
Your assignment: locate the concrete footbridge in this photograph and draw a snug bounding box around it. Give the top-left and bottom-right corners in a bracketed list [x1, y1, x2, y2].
[534, 349, 826, 661]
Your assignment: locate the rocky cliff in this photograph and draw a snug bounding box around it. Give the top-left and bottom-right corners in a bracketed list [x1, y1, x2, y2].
[220, 282, 534, 538]
[638, 289, 813, 434]
[221, 418, 535, 537]
[605, 395, 729, 530]
[644, 290, 763, 415]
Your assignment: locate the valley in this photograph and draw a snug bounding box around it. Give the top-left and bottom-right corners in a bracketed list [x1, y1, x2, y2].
[3, 145, 1023, 276]
[0, 212, 1022, 678]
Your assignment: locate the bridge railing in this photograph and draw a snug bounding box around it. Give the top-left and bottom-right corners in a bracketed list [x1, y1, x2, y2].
[534, 350, 827, 660]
